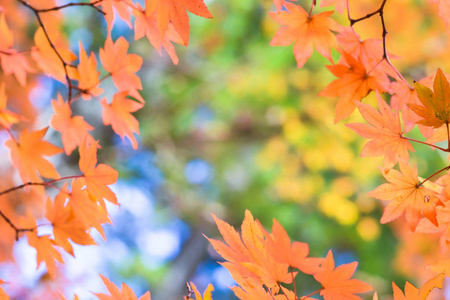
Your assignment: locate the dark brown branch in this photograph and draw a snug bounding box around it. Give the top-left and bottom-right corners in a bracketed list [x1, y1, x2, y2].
[0, 175, 82, 198]
[346, 0, 412, 89]
[34, 0, 105, 15]
[0, 210, 34, 241]
[418, 165, 450, 187]
[184, 282, 194, 300]
[0, 50, 12, 56]
[0, 182, 46, 197]
[17, 0, 74, 100]
[348, 0, 387, 25]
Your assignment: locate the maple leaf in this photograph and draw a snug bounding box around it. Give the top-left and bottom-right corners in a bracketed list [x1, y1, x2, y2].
[392, 273, 444, 300]
[50, 94, 95, 155]
[133, 7, 183, 65]
[336, 27, 398, 77]
[5, 127, 62, 183]
[269, 2, 340, 68]
[99, 36, 143, 92]
[408, 68, 450, 128]
[0, 286, 8, 300]
[208, 211, 292, 293]
[19, 212, 63, 279]
[0, 14, 12, 51]
[319, 52, 391, 123]
[94, 274, 151, 300]
[76, 42, 103, 100]
[93, 0, 132, 32]
[45, 196, 96, 256]
[145, 0, 213, 46]
[79, 141, 118, 205]
[57, 180, 111, 240]
[0, 14, 33, 86]
[0, 83, 24, 130]
[100, 91, 144, 150]
[431, 0, 450, 30]
[261, 219, 322, 274]
[313, 250, 373, 300]
[346, 93, 414, 169]
[368, 161, 440, 231]
[390, 81, 434, 138]
[31, 28, 77, 83]
[188, 282, 214, 300]
[0, 50, 34, 86]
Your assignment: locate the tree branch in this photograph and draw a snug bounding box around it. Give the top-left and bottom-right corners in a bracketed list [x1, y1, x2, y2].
[0, 210, 34, 241]
[34, 0, 105, 15]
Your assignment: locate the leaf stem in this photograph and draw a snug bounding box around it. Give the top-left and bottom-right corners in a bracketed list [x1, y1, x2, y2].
[418, 165, 450, 187]
[401, 135, 449, 152]
[309, 0, 316, 17]
[446, 122, 449, 150]
[290, 266, 298, 300]
[300, 289, 322, 299]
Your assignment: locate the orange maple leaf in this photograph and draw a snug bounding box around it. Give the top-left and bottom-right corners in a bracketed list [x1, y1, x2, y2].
[319, 52, 391, 123]
[336, 27, 398, 78]
[368, 161, 440, 231]
[0, 14, 12, 51]
[261, 219, 322, 274]
[346, 92, 414, 168]
[313, 250, 373, 300]
[0, 14, 33, 86]
[0, 50, 34, 86]
[50, 94, 95, 155]
[79, 141, 118, 205]
[94, 274, 151, 300]
[390, 81, 434, 139]
[5, 127, 62, 183]
[31, 28, 77, 83]
[408, 68, 450, 128]
[57, 179, 111, 240]
[76, 42, 103, 100]
[392, 273, 444, 300]
[45, 196, 96, 256]
[269, 2, 340, 68]
[100, 91, 144, 150]
[145, 0, 213, 46]
[0, 83, 24, 129]
[19, 212, 63, 279]
[134, 7, 183, 65]
[93, 0, 132, 32]
[99, 36, 143, 92]
[208, 211, 293, 293]
[431, 0, 450, 31]
[188, 282, 214, 300]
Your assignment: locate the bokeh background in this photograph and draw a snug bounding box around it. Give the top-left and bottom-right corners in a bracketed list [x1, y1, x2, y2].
[3, 0, 450, 299]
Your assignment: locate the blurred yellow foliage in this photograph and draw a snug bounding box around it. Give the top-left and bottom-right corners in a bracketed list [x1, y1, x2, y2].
[318, 192, 359, 225]
[357, 217, 380, 241]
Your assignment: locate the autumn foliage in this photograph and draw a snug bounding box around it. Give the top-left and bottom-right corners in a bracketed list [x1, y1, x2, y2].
[1, 0, 450, 299]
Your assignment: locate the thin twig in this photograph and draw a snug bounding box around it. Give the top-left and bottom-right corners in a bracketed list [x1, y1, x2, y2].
[402, 135, 449, 152]
[184, 282, 194, 300]
[290, 266, 298, 300]
[0, 210, 34, 241]
[35, 0, 105, 15]
[0, 175, 83, 197]
[418, 165, 450, 187]
[300, 288, 321, 300]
